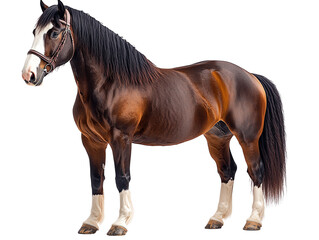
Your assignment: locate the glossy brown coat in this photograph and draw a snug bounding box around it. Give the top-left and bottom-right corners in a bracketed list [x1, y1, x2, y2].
[24, 2, 286, 233]
[73, 60, 266, 146]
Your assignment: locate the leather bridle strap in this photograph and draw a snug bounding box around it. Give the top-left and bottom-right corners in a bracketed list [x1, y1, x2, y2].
[27, 9, 74, 74]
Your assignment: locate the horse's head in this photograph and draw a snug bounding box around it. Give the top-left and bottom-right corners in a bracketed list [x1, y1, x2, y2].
[22, 0, 74, 86]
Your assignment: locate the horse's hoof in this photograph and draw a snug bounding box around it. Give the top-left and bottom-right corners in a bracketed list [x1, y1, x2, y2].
[205, 219, 223, 229]
[107, 225, 128, 236]
[243, 221, 262, 230]
[78, 223, 98, 234]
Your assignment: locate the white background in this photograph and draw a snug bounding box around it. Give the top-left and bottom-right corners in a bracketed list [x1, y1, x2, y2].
[0, 0, 318, 239]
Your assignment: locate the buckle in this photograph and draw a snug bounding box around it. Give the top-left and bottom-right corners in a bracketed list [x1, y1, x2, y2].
[44, 63, 53, 73]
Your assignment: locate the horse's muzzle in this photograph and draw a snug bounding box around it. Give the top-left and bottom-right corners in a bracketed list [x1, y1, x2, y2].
[28, 67, 47, 86]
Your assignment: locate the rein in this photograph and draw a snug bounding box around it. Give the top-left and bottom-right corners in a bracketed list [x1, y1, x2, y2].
[28, 9, 74, 75]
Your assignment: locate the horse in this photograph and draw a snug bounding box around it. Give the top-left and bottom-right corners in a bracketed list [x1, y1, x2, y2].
[22, 0, 286, 235]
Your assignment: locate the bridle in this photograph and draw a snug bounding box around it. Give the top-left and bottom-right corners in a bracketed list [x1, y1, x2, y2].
[28, 9, 74, 75]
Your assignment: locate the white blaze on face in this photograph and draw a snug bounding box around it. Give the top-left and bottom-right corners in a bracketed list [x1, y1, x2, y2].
[22, 23, 53, 81]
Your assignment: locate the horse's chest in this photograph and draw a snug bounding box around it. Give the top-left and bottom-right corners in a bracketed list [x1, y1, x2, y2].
[73, 95, 110, 143]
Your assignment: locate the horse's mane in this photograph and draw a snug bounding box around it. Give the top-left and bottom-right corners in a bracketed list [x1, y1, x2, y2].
[36, 5, 160, 85]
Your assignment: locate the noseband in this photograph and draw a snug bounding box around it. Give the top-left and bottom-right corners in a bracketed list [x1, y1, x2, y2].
[28, 9, 74, 75]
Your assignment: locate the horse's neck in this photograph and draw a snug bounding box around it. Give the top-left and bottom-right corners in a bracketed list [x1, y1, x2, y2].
[69, 35, 161, 99]
[70, 48, 109, 98]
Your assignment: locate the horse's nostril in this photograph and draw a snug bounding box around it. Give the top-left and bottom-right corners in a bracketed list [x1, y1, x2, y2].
[24, 79, 29, 84]
[31, 72, 35, 80]
[30, 72, 36, 84]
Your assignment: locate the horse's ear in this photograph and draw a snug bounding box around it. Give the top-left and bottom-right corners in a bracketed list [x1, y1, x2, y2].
[58, 0, 66, 18]
[40, 0, 48, 12]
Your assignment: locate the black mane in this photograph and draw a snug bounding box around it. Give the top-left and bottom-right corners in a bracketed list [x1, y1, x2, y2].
[36, 5, 160, 85]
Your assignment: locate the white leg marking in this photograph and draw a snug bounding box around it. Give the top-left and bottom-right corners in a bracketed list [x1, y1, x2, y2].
[83, 194, 104, 229]
[22, 23, 53, 80]
[210, 180, 234, 224]
[247, 185, 265, 224]
[113, 190, 134, 228]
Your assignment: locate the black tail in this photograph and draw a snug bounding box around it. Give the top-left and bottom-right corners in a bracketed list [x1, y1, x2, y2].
[253, 74, 286, 203]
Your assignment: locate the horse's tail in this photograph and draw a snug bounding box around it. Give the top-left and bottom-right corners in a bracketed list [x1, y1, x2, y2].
[253, 74, 286, 203]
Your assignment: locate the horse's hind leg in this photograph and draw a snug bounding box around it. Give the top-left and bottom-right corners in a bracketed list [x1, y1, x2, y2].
[238, 138, 264, 230]
[204, 121, 237, 229]
[222, 72, 267, 230]
[228, 116, 265, 230]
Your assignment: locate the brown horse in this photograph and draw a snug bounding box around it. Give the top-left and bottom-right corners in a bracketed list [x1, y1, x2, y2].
[22, 0, 286, 235]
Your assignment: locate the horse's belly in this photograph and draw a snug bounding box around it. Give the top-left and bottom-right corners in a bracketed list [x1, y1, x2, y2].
[132, 131, 201, 146]
[132, 106, 216, 146]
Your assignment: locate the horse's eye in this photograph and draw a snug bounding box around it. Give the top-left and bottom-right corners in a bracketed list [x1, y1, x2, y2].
[51, 31, 59, 39]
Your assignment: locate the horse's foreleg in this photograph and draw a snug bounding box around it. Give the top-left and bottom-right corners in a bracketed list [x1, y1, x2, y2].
[107, 130, 133, 236]
[78, 134, 107, 234]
